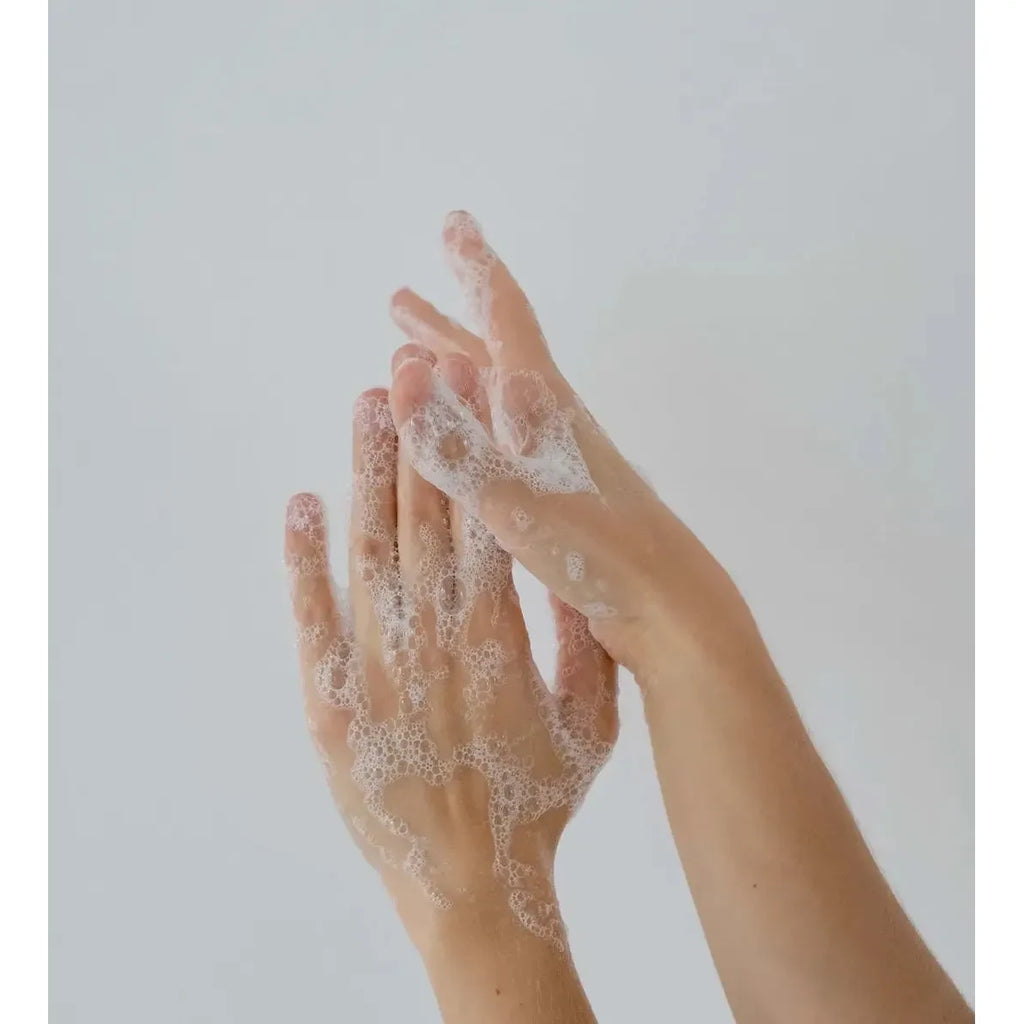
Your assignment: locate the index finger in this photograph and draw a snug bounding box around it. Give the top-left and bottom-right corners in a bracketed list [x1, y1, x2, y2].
[443, 211, 552, 371]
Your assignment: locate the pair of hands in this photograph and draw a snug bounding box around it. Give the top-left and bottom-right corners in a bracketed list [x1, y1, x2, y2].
[284, 213, 973, 1024]
[285, 212, 707, 951]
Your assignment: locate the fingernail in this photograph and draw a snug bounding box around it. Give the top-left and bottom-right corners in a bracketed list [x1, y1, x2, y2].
[393, 353, 432, 375]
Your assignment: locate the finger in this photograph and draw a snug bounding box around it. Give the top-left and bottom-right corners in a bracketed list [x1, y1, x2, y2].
[437, 353, 514, 605]
[284, 493, 353, 744]
[438, 352, 494, 544]
[438, 351, 492, 436]
[550, 593, 612, 700]
[486, 365, 566, 458]
[442, 211, 552, 370]
[397, 421, 451, 603]
[349, 388, 399, 650]
[438, 353, 482, 575]
[390, 288, 491, 368]
[285, 492, 340, 667]
[392, 345, 448, 600]
[550, 593, 618, 742]
[389, 355, 498, 515]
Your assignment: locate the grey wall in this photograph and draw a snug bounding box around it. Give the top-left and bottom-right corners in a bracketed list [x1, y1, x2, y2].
[51, 2, 973, 1020]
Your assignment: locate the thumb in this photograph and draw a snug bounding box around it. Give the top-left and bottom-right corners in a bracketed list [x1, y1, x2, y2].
[550, 593, 618, 742]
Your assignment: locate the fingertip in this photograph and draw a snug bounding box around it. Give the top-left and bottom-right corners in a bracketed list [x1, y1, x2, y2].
[353, 387, 395, 435]
[390, 343, 436, 375]
[389, 356, 435, 427]
[443, 210, 487, 260]
[389, 288, 421, 331]
[286, 492, 326, 541]
[287, 490, 322, 510]
[354, 385, 390, 406]
[443, 209, 479, 234]
[390, 286, 416, 310]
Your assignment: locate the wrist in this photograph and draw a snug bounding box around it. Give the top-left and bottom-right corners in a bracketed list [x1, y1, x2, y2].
[594, 518, 776, 696]
[403, 896, 595, 1024]
[424, 902, 556, 958]
[399, 886, 535, 959]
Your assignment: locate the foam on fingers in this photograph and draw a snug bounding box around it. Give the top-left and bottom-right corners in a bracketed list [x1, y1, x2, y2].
[442, 211, 551, 368]
[395, 366, 597, 522]
[285, 492, 330, 589]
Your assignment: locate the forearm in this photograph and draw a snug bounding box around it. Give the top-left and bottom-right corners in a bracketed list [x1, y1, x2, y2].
[405, 902, 597, 1024]
[635, 596, 971, 1023]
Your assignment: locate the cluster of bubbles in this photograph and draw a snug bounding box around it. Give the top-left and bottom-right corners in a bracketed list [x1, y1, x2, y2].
[288, 385, 613, 949]
[398, 368, 598, 522]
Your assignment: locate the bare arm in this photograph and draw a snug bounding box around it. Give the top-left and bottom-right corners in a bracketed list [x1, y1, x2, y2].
[386, 210, 973, 1023]
[410, 905, 598, 1024]
[634, 553, 970, 1023]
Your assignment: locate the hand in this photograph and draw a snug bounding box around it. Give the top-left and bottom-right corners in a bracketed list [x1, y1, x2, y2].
[284, 380, 617, 953]
[387, 212, 764, 684]
[383, 214, 973, 1024]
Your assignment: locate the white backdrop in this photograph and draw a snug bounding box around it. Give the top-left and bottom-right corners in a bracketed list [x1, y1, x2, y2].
[51, 2, 972, 1020]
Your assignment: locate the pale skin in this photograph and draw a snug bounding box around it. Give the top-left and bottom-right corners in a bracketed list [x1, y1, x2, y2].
[378, 212, 972, 1022]
[286, 356, 616, 1021]
[286, 211, 971, 1022]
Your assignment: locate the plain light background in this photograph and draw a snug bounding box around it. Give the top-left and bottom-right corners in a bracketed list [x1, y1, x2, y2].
[50, 2, 973, 1020]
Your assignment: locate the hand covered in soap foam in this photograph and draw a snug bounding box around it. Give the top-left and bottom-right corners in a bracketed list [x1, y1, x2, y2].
[386, 215, 975, 1024]
[388, 212, 761, 677]
[285, 377, 617, 951]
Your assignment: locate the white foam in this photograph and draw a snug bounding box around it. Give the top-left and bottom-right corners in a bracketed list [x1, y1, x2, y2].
[511, 507, 533, 531]
[566, 551, 585, 582]
[288, 394, 614, 948]
[399, 369, 597, 517]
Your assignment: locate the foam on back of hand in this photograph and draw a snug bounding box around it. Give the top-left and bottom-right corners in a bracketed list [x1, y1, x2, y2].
[288, 392, 613, 949]
[398, 368, 597, 521]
